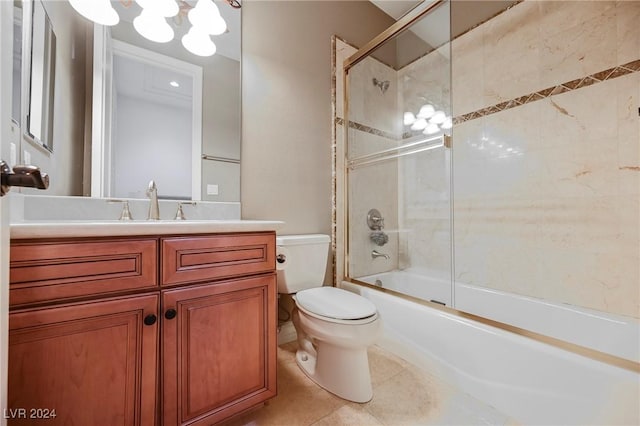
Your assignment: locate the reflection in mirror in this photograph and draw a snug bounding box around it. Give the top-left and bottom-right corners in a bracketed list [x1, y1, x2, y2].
[12, 0, 23, 125]
[106, 40, 201, 200]
[26, 0, 56, 151]
[93, 1, 241, 202]
[16, 0, 240, 201]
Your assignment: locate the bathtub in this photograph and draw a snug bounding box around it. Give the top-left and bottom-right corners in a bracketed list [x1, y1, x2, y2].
[342, 281, 640, 425]
[358, 269, 452, 306]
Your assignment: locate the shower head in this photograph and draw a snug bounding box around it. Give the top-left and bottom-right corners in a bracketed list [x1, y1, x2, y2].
[373, 78, 390, 94]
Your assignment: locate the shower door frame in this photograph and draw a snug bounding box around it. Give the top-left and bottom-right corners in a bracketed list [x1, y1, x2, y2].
[340, 0, 449, 296]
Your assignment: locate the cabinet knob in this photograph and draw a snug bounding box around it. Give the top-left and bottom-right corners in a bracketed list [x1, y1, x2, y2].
[143, 314, 157, 326]
[165, 309, 177, 320]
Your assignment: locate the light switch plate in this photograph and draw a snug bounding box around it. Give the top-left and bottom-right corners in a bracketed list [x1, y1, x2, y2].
[207, 184, 219, 195]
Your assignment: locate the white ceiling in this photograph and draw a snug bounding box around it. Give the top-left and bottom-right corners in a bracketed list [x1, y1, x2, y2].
[114, 54, 193, 110]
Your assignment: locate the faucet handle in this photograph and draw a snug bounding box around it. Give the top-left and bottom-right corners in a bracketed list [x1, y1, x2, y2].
[174, 201, 196, 220]
[107, 199, 134, 221]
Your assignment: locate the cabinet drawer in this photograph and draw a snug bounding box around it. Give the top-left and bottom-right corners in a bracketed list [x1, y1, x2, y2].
[162, 233, 275, 286]
[10, 239, 158, 307]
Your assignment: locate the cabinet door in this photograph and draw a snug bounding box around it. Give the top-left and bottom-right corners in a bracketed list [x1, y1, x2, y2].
[162, 274, 277, 426]
[8, 294, 159, 426]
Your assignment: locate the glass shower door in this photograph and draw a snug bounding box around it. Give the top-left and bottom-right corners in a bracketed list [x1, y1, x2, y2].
[344, 0, 453, 306]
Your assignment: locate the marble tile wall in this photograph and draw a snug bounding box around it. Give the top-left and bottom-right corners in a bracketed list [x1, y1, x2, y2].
[345, 51, 399, 278]
[335, 38, 399, 279]
[452, 0, 640, 319]
[337, 0, 639, 320]
[397, 44, 452, 278]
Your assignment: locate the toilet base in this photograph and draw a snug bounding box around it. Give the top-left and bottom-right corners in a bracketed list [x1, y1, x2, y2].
[292, 307, 378, 403]
[296, 343, 373, 403]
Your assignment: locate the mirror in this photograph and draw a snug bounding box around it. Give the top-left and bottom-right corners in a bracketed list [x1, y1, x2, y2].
[16, 0, 241, 201]
[21, 0, 57, 152]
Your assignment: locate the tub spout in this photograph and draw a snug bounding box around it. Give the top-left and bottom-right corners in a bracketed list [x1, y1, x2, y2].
[371, 250, 390, 260]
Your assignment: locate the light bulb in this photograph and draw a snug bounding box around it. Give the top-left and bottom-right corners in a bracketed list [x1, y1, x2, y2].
[423, 123, 440, 135]
[135, 0, 179, 17]
[417, 104, 435, 119]
[410, 118, 427, 131]
[403, 112, 416, 126]
[134, 9, 174, 43]
[441, 117, 452, 129]
[182, 26, 217, 57]
[429, 110, 446, 124]
[69, 0, 119, 26]
[189, 0, 227, 35]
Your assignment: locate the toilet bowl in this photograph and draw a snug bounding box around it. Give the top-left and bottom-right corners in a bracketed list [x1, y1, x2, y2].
[276, 235, 381, 403]
[292, 286, 381, 403]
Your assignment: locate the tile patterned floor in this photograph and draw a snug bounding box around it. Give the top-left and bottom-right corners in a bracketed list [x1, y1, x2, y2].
[221, 343, 520, 426]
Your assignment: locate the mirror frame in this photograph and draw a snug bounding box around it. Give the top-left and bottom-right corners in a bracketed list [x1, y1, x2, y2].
[21, 0, 56, 153]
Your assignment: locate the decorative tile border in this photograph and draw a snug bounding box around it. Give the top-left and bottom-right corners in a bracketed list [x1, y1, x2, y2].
[335, 117, 400, 141]
[454, 59, 640, 125]
[338, 59, 640, 138]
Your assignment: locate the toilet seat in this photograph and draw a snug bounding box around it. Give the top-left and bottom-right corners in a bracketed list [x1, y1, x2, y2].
[295, 287, 378, 324]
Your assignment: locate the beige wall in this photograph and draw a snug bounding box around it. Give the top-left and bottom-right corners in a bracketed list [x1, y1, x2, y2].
[241, 1, 394, 236]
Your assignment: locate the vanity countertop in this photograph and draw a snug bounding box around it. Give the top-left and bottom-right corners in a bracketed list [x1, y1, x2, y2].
[11, 220, 285, 239]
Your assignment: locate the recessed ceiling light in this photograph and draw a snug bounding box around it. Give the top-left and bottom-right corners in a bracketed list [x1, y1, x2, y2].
[169, 81, 180, 88]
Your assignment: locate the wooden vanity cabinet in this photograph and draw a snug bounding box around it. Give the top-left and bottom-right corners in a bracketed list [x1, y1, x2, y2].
[7, 294, 159, 426]
[162, 275, 277, 426]
[8, 232, 277, 426]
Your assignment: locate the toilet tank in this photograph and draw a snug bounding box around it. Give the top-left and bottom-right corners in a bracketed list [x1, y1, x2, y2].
[276, 234, 330, 294]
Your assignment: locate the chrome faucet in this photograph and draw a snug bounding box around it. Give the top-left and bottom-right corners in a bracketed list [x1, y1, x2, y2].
[146, 180, 160, 220]
[174, 201, 196, 220]
[371, 250, 390, 260]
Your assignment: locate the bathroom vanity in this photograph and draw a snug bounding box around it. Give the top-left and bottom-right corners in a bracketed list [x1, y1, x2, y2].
[7, 221, 281, 426]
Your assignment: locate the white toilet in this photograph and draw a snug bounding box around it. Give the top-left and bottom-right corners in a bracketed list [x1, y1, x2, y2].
[276, 234, 381, 403]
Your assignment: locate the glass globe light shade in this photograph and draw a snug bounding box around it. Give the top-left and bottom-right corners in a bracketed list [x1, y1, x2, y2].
[441, 117, 453, 129]
[189, 0, 227, 35]
[69, 0, 119, 26]
[417, 104, 435, 119]
[429, 110, 447, 124]
[182, 27, 217, 57]
[423, 123, 440, 135]
[410, 118, 428, 131]
[403, 112, 416, 126]
[133, 9, 174, 43]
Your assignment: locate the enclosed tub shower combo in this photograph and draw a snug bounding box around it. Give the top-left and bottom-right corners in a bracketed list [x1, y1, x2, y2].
[333, 0, 640, 424]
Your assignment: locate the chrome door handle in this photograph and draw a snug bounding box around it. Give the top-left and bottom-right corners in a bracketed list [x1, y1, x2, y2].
[1, 160, 50, 197]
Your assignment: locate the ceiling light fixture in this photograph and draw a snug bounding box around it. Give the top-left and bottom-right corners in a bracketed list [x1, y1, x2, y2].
[68, 0, 240, 57]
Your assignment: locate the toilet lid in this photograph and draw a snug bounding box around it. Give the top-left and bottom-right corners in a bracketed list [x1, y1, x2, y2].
[295, 287, 377, 320]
